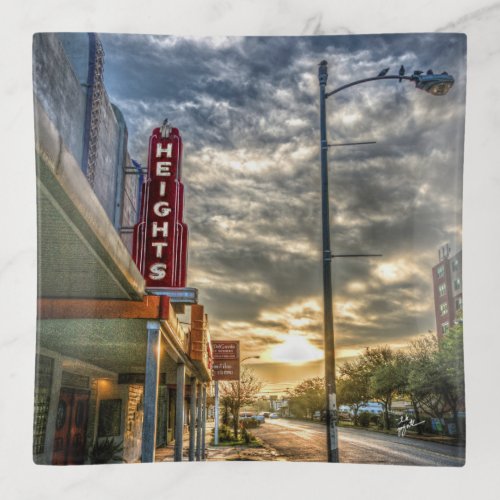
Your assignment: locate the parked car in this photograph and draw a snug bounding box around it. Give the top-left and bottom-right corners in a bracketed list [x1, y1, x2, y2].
[269, 413, 279, 419]
[338, 405, 352, 421]
[254, 414, 265, 423]
[357, 402, 383, 415]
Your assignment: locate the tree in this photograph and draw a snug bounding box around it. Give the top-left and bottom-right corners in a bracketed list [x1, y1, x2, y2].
[404, 326, 465, 437]
[287, 377, 325, 420]
[219, 367, 263, 439]
[220, 394, 231, 426]
[337, 359, 370, 425]
[369, 355, 406, 430]
[399, 335, 439, 434]
[254, 397, 271, 413]
[357, 346, 405, 430]
[435, 323, 465, 435]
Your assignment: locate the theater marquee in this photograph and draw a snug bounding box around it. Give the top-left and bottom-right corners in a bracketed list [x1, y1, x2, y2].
[133, 121, 188, 290]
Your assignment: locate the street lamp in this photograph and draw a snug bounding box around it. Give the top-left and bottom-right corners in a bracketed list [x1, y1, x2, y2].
[241, 356, 261, 363]
[317, 60, 454, 463]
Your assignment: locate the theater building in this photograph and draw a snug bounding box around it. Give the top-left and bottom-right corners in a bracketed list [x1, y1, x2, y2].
[33, 33, 212, 465]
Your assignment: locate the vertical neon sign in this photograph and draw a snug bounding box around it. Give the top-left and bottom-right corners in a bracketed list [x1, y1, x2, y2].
[133, 122, 188, 288]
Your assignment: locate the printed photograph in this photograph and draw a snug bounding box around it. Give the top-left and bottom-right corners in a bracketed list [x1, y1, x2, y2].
[33, 32, 465, 465]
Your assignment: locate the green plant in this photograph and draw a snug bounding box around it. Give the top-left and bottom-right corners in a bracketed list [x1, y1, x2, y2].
[241, 427, 253, 444]
[218, 424, 234, 442]
[358, 411, 371, 427]
[88, 437, 123, 464]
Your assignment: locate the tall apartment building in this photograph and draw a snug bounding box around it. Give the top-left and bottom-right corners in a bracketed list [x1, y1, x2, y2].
[431, 244, 463, 339]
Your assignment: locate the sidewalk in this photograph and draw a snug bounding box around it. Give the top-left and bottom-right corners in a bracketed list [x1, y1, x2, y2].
[155, 422, 283, 462]
[205, 442, 283, 461]
[205, 421, 283, 461]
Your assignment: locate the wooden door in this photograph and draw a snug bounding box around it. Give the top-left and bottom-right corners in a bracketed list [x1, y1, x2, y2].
[66, 390, 89, 464]
[52, 389, 90, 465]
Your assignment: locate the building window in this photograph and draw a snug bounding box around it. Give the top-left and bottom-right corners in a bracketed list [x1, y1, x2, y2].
[438, 283, 447, 296]
[98, 399, 122, 437]
[452, 259, 460, 271]
[437, 265, 445, 278]
[441, 323, 449, 334]
[33, 355, 54, 456]
[454, 278, 461, 291]
[456, 297, 463, 311]
[440, 302, 448, 316]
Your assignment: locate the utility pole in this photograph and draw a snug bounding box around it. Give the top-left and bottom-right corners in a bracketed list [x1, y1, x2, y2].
[318, 60, 339, 463]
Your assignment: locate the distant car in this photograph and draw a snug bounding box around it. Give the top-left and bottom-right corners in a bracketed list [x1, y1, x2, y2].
[313, 410, 326, 421]
[239, 412, 254, 420]
[262, 412, 270, 418]
[269, 413, 279, 419]
[357, 402, 383, 415]
[338, 409, 352, 421]
[254, 415, 265, 423]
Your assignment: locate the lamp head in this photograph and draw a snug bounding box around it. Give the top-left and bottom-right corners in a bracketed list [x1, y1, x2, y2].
[318, 60, 328, 85]
[414, 72, 454, 96]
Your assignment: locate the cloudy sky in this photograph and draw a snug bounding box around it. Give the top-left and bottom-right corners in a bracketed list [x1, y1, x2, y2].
[100, 33, 466, 393]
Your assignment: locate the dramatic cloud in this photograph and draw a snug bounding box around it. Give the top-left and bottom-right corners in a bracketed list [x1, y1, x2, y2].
[99, 33, 465, 390]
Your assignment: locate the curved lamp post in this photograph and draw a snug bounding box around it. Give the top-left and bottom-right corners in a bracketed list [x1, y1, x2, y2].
[241, 356, 261, 363]
[318, 60, 454, 463]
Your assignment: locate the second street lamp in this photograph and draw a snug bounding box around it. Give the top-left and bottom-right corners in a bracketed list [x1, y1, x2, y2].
[317, 60, 454, 463]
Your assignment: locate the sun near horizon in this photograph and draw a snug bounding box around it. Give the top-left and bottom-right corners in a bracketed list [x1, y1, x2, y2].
[260, 331, 323, 365]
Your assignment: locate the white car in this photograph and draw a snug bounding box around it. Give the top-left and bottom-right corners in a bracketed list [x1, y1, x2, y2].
[269, 413, 279, 419]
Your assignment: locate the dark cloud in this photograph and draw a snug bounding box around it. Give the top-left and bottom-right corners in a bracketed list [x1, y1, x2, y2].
[99, 33, 465, 368]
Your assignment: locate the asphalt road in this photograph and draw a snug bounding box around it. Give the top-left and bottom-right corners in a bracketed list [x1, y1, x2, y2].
[251, 418, 465, 466]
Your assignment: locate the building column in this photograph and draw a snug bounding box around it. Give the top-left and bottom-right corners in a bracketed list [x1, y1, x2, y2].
[165, 387, 170, 443]
[214, 381, 219, 445]
[41, 353, 63, 464]
[201, 384, 207, 461]
[188, 377, 197, 461]
[141, 321, 161, 463]
[174, 362, 185, 461]
[195, 382, 202, 461]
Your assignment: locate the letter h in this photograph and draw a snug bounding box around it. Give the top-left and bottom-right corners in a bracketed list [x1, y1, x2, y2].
[152, 222, 168, 237]
[156, 143, 172, 158]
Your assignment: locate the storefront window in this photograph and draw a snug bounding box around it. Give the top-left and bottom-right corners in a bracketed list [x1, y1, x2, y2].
[33, 355, 54, 455]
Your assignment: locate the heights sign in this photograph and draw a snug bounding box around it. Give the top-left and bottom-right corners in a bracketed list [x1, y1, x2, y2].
[133, 122, 188, 289]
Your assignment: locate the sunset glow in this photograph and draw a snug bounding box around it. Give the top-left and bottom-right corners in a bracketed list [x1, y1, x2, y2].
[265, 332, 323, 364]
